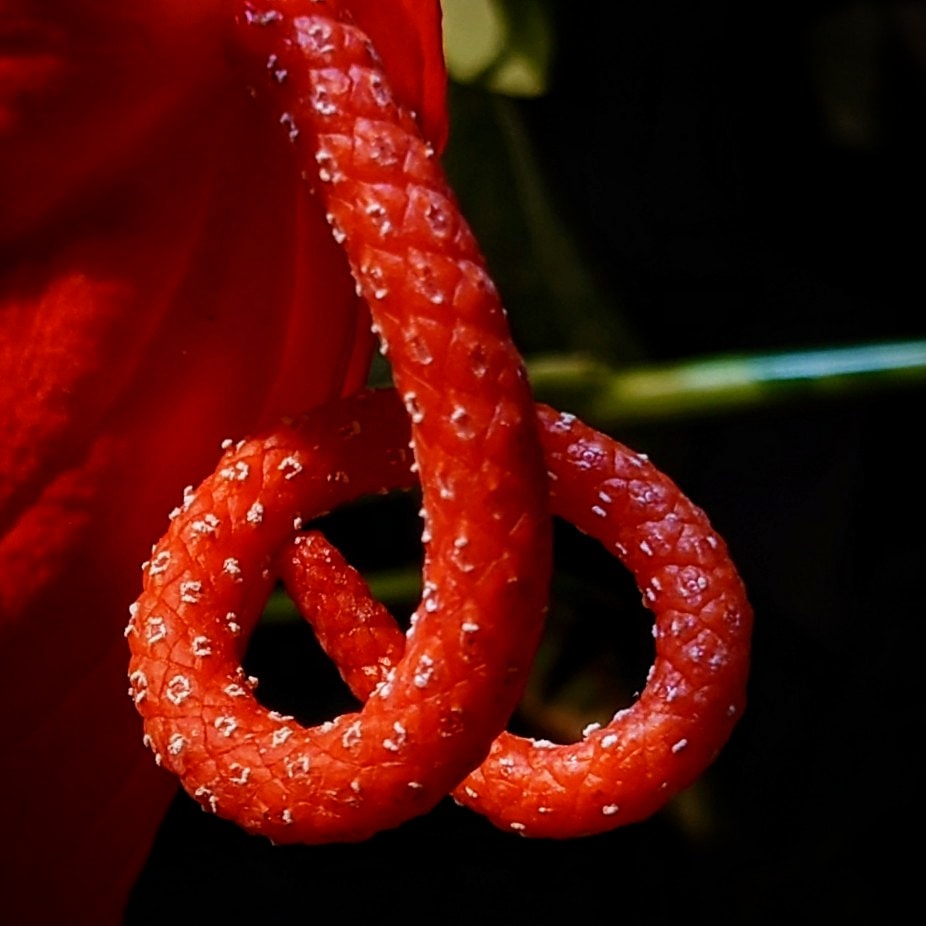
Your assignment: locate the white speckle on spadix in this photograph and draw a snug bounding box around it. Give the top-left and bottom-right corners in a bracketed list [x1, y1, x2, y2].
[214, 716, 237, 738]
[272, 727, 293, 747]
[324, 211, 347, 242]
[225, 611, 241, 635]
[414, 655, 435, 689]
[424, 201, 450, 237]
[128, 670, 148, 704]
[284, 755, 311, 778]
[191, 513, 219, 535]
[245, 9, 282, 26]
[450, 406, 475, 439]
[407, 334, 434, 365]
[145, 617, 167, 645]
[280, 112, 299, 142]
[219, 461, 249, 482]
[363, 198, 392, 235]
[402, 391, 424, 424]
[294, 17, 335, 55]
[194, 786, 219, 814]
[367, 73, 391, 108]
[342, 720, 362, 749]
[311, 83, 338, 116]
[229, 764, 250, 786]
[179, 581, 202, 604]
[278, 455, 303, 479]
[165, 675, 192, 705]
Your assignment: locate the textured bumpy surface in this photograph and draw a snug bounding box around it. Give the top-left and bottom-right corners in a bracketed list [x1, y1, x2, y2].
[282, 397, 753, 837]
[126, 389, 545, 843]
[126, 0, 551, 843]
[128, 0, 753, 843]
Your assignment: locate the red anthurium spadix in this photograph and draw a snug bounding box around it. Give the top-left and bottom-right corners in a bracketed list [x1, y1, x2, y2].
[123, 0, 749, 854]
[0, 1, 446, 921]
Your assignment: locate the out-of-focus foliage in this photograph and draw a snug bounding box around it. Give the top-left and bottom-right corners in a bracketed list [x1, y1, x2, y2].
[442, 0, 554, 97]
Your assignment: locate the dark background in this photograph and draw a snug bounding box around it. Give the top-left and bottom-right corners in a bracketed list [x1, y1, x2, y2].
[129, 3, 924, 922]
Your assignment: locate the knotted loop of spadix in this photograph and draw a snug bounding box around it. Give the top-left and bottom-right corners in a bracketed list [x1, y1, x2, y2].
[126, 0, 752, 843]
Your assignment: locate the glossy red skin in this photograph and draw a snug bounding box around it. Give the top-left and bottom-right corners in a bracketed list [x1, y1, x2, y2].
[128, 388, 549, 842]
[281, 397, 753, 837]
[127, 2, 751, 844]
[127, 1, 551, 841]
[0, 0, 446, 920]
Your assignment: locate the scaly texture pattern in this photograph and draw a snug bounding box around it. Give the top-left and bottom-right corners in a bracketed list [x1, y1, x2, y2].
[128, 0, 551, 843]
[282, 396, 753, 837]
[128, 0, 753, 844]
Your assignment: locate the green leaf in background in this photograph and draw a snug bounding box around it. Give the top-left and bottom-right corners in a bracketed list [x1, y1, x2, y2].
[528, 339, 926, 426]
[442, 0, 554, 97]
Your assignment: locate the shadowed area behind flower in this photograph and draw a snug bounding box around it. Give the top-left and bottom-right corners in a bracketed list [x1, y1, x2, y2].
[0, 1, 446, 921]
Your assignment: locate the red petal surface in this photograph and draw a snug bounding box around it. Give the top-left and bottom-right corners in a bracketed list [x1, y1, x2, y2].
[0, 0, 446, 920]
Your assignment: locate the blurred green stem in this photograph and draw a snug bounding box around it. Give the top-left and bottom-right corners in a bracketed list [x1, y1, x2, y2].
[528, 339, 926, 426]
[270, 338, 925, 622]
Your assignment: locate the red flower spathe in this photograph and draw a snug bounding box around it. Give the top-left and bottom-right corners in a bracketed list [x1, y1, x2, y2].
[0, 2, 446, 920]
